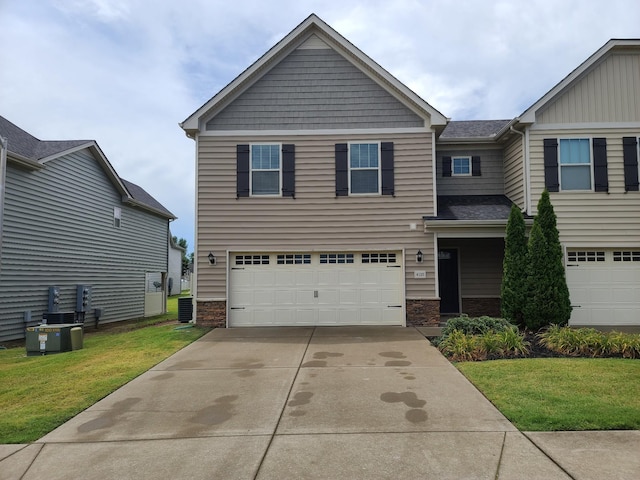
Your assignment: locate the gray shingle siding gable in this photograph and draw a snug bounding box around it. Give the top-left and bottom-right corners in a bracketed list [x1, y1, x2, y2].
[206, 48, 424, 130]
[0, 148, 169, 342]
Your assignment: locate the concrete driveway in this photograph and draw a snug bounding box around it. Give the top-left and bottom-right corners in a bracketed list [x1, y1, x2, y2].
[2, 326, 638, 479]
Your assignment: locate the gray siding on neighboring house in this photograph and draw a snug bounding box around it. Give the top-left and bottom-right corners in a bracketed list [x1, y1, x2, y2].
[196, 132, 436, 301]
[205, 48, 425, 131]
[0, 148, 169, 341]
[435, 148, 505, 195]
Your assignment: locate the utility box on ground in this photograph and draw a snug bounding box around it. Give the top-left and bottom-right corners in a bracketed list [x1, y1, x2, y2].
[178, 297, 193, 323]
[25, 324, 81, 356]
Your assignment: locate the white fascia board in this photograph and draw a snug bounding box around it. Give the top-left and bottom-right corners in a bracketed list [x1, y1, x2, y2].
[180, 14, 448, 133]
[197, 127, 430, 137]
[7, 152, 43, 170]
[519, 39, 640, 124]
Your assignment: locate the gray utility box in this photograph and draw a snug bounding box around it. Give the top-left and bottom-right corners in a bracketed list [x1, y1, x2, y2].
[26, 324, 82, 356]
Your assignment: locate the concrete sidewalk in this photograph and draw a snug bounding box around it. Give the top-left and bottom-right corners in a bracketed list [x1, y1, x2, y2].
[1, 326, 638, 479]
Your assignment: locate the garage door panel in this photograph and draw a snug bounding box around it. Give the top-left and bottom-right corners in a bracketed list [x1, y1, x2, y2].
[567, 250, 640, 326]
[229, 252, 405, 327]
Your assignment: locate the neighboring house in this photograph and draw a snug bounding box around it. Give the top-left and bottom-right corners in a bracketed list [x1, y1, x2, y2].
[168, 234, 185, 296]
[0, 116, 176, 342]
[181, 14, 640, 330]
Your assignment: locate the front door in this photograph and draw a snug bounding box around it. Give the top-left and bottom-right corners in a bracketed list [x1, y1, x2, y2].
[438, 249, 460, 314]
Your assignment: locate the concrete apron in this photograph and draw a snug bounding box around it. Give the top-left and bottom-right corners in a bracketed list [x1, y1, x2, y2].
[0, 327, 590, 479]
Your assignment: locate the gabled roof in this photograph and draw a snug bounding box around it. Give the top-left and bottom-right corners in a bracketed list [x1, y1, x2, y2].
[180, 13, 448, 135]
[0, 115, 175, 220]
[439, 120, 511, 141]
[518, 39, 640, 124]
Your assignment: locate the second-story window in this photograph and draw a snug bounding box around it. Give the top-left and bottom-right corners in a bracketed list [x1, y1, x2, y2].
[559, 138, 592, 190]
[349, 143, 380, 194]
[251, 144, 281, 196]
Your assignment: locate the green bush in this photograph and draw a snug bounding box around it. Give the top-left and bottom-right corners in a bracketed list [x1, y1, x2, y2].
[441, 314, 516, 337]
[501, 205, 528, 325]
[438, 327, 530, 362]
[538, 325, 640, 359]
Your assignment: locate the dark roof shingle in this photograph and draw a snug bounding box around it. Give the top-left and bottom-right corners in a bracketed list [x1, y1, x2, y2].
[425, 195, 517, 221]
[440, 120, 511, 139]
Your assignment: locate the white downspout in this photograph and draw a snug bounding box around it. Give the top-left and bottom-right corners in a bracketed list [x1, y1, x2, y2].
[0, 136, 7, 274]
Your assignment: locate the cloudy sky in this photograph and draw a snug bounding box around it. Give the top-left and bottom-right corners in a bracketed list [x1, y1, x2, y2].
[2, 0, 639, 252]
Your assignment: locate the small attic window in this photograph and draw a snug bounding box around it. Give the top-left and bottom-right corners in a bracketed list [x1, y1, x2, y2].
[113, 207, 122, 228]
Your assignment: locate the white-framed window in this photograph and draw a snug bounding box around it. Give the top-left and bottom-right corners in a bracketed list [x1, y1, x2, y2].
[320, 253, 354, 264]
[277, 254, 311, 265]
[559, 138, 592, 191]
[251, 144, 281, 196]
[113, 207, 121, 228]
[349, 143, 380, 194]
[452, 156, 471, 176]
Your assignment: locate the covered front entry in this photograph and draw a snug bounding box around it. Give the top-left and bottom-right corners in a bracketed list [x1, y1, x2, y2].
[566, 249, 640, 327]
[438, 249, 460, 313]
[228, 251, 405, 326]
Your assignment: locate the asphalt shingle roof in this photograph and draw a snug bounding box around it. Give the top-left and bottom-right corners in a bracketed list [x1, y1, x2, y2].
[440, 120, 511, 139]
[425, 195, 517, 221]
[121, 178, 175, 219]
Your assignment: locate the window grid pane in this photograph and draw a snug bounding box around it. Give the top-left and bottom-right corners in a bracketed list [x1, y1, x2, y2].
[567, 251, 605, 263]
[251, 144, 280, 196]
[277, 254, 311, 265]
[613, 251, 640, 262]
[320, 253, 354, 264]
[452, 157, 470, 175]
[362, 253, 397, 264]
[235, 255, 270, 265]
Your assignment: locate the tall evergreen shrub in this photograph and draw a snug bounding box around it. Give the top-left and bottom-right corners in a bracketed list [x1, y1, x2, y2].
[523, 190, 572, 329]
[501, 205, 528, 325]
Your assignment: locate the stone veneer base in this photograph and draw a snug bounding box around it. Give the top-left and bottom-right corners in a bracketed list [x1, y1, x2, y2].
[461, 298, 502, 318]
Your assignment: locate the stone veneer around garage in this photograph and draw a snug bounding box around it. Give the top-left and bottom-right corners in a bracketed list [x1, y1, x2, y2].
[196, 299, 441, 328]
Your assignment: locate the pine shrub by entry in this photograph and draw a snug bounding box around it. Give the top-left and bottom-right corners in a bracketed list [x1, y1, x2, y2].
[501, 205, 528, 326]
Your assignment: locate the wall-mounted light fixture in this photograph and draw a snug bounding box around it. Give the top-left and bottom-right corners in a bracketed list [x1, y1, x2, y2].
[207, 252, 216, 265]
[416, 250, 423, 263]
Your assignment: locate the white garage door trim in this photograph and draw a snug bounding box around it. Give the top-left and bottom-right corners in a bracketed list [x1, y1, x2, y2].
[228, 250, 405, 327]
[566, 249, 640, 326]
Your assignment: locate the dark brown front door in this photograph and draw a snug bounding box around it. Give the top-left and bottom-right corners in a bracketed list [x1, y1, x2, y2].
[438, 249, 460, 314]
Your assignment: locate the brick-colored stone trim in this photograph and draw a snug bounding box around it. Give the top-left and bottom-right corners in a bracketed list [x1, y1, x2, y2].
[196, 300, 226, 328]
[406, 299, 440, 326]
[461, 297, 501, 318]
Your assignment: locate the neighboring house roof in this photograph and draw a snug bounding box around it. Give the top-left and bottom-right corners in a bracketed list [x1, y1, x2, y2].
[121, 178, 175, 219]
[425, 195, 521, 222]
[439, 120, 511, 141]
[518, 38, 640, 124]
[181, 13, 448, 134]
[0, 115, 175, 220]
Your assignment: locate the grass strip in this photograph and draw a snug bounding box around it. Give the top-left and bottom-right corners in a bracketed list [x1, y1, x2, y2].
[457, 358, 640, 431]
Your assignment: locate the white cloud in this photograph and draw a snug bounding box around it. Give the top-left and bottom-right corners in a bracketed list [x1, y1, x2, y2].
[2, 0, 640, 250]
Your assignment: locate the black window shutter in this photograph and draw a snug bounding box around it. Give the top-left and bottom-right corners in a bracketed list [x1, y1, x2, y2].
[592, 138, 608, 192]
[282, 144, 295, 198]
[335, 143, 349, 196]
[543, 138, 559, 192]
[472, 156, 481, 176]
[236, 144, 250, 198]
[442, 156, 452, 177]
[623, 137, 639, 192]
[381, 142, 394, 196]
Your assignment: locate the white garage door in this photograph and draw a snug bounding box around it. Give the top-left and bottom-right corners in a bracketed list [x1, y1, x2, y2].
[566, 250, 640, 326]
[229, 251, 404, 326]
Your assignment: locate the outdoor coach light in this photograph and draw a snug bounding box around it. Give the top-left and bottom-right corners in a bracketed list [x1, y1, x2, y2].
[207, 252, 216, 265]
[416, 250, 423, 263]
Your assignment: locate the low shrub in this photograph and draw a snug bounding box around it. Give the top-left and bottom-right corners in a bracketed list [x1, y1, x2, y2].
[438, 328, 530, 361]
[440, 314, 516, 337]
[538, 325, 640, 359]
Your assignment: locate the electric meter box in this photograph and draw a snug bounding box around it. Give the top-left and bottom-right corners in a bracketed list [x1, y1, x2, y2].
[25, 324, 77, 356]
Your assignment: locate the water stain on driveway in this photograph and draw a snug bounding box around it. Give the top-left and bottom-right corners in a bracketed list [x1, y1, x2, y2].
[380, 391, 428, 424]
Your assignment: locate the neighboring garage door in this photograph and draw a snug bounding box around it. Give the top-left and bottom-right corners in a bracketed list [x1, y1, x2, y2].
[229, 251, 404, 326]
[566, 250, 640, 326]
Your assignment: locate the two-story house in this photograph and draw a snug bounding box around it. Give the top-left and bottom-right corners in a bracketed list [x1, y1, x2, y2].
[182, 15, 640, 331]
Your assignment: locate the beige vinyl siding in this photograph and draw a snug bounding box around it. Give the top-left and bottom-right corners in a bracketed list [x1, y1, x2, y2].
[529, 129, 640, 246]
[440, 238, 504, 297]
[537, 52, 640, 124]
[503, 134, 525, 207]
[197, 132, 435, 300]
[436, 148, 504, 196]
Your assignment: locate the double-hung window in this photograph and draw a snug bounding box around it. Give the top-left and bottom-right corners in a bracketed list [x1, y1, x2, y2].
[251, 144, 281, 196]
[349, 143, 380, 194]
[559, 139, 592, 190]
[452, 156, 471, 176]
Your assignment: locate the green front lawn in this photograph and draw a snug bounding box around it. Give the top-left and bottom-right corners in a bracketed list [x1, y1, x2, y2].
[457, 357, 640, 431]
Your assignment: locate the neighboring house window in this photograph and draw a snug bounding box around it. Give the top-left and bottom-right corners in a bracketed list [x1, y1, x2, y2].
[559, 138, 592, 191]
[335, 142, 394, 196]
[251, 144, 281, 196]
[236, 144, 295, 198]
[113, 207, 121, 228]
